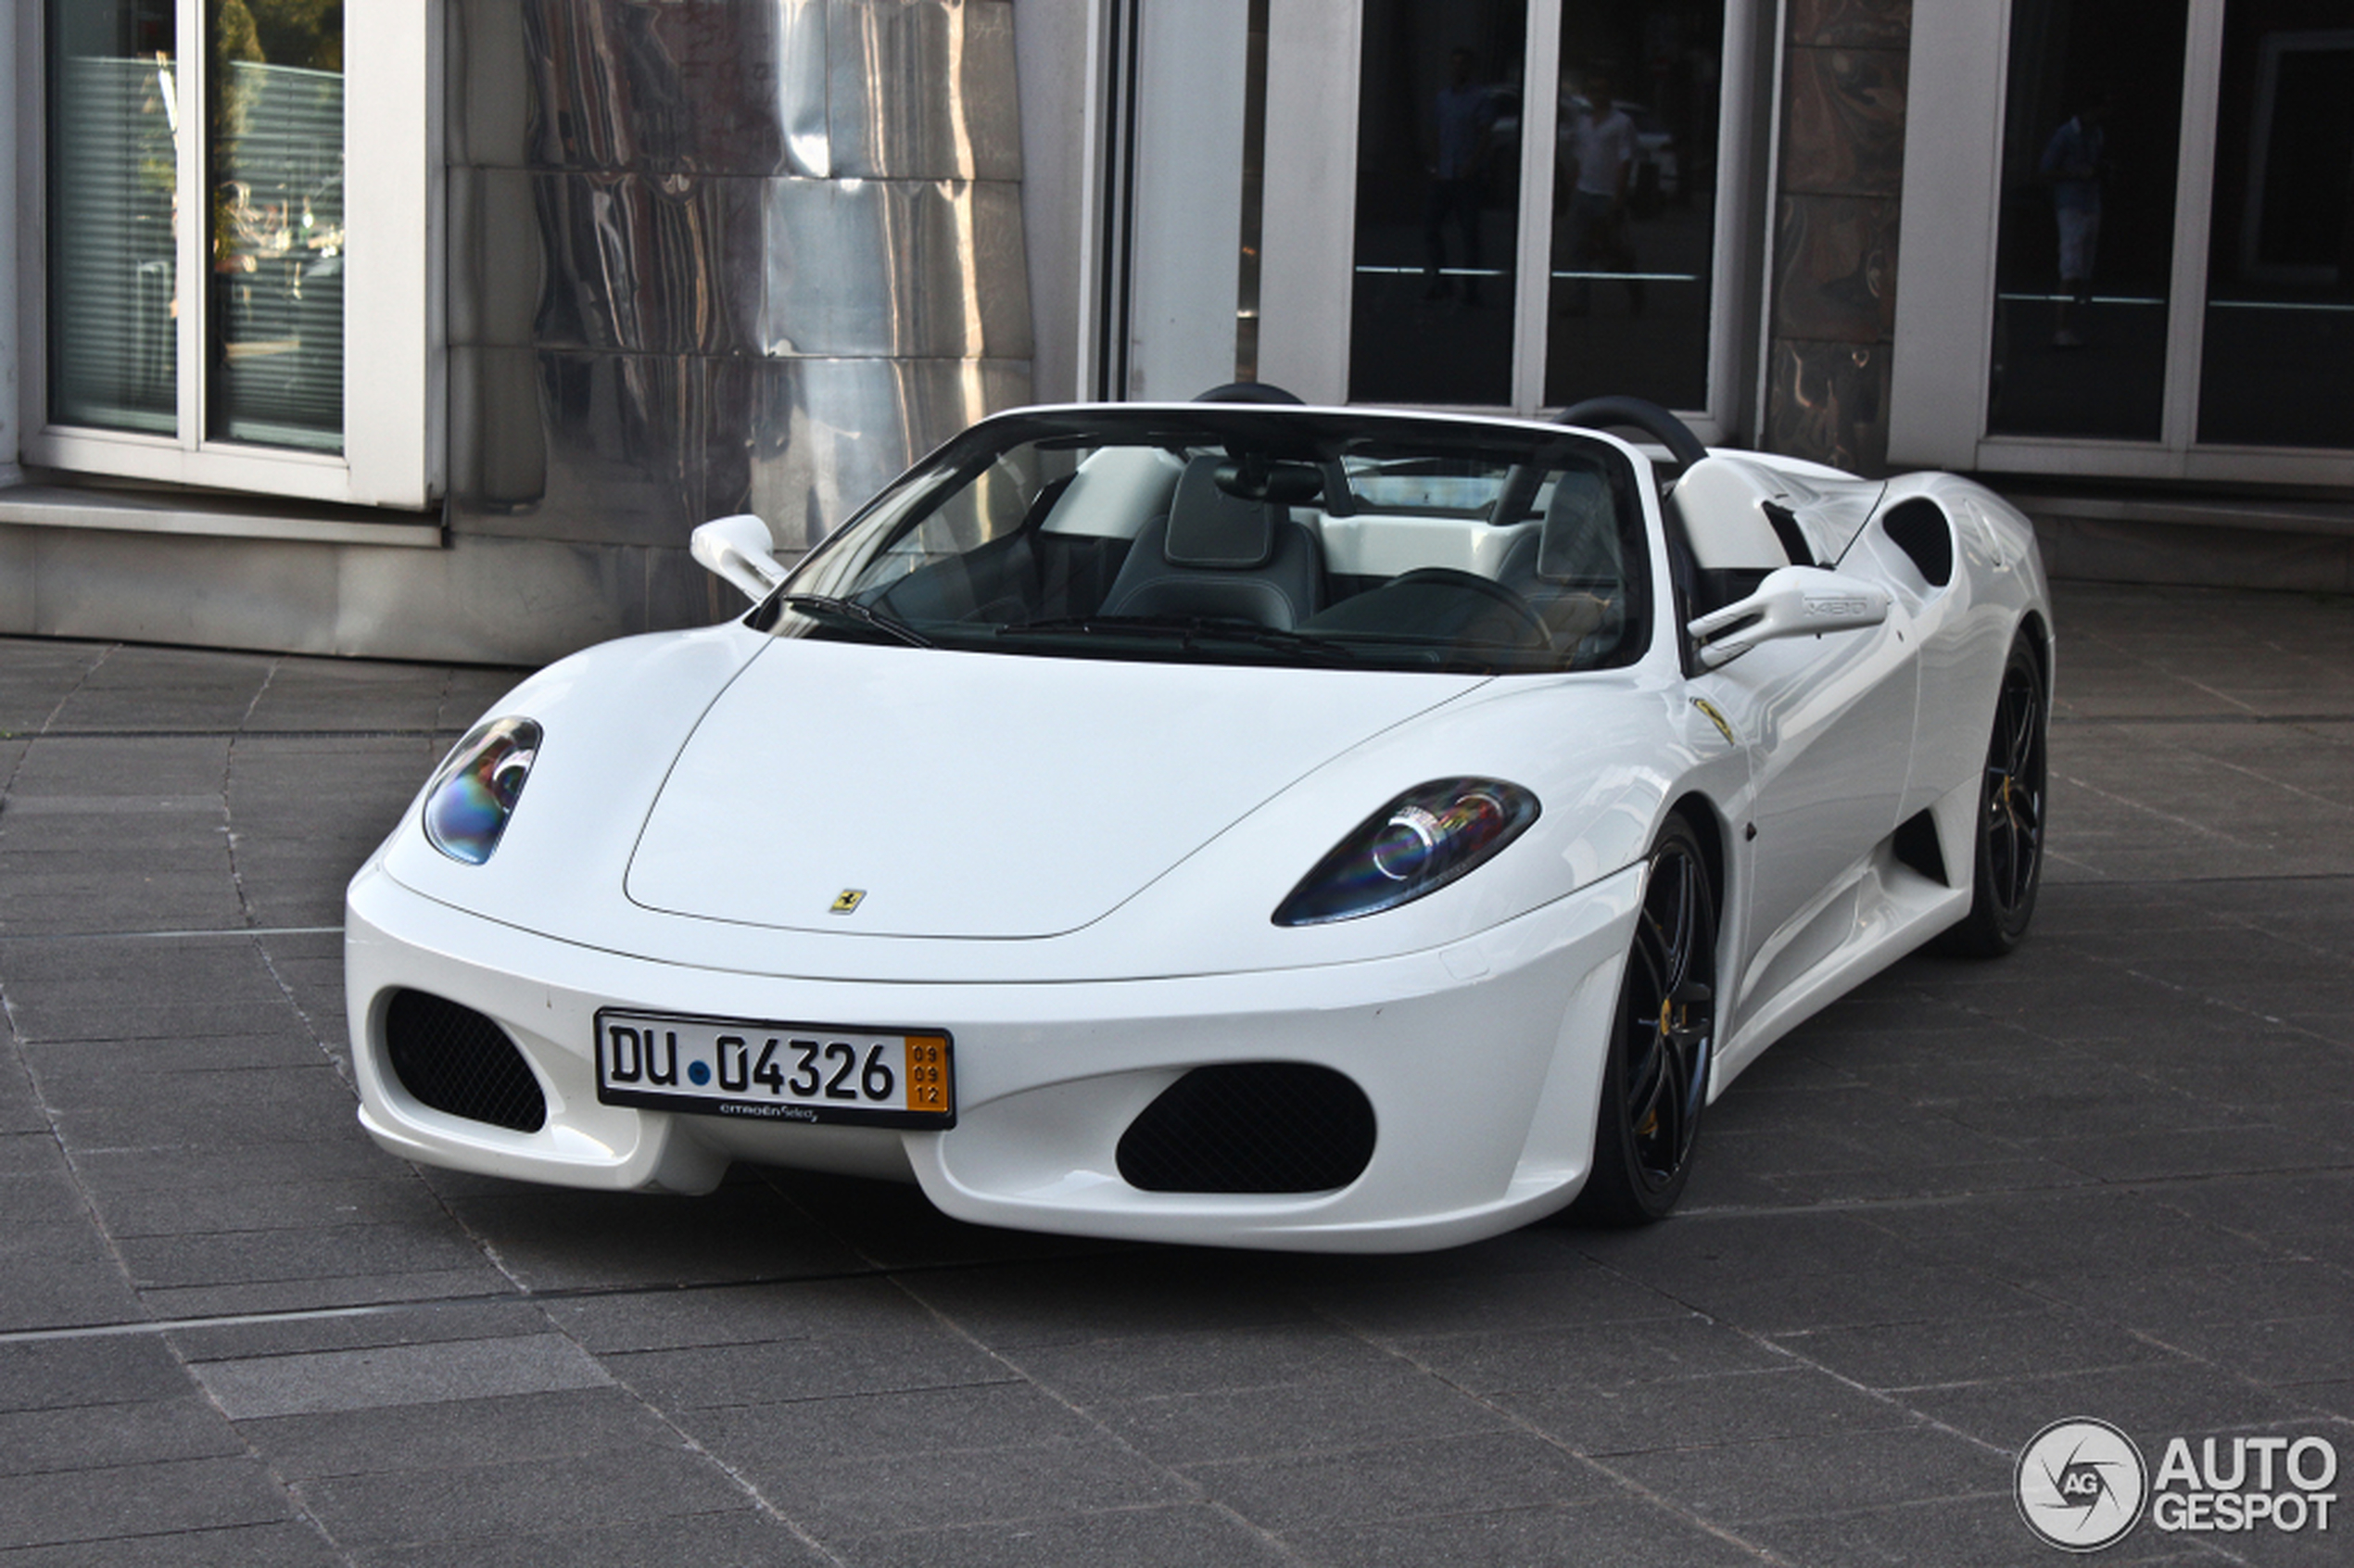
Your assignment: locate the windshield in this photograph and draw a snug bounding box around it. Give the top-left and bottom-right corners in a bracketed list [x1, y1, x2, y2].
[760, 408, 1652, 676]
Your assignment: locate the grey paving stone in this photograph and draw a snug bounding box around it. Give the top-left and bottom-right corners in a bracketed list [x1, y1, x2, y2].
[0, 1338, 187, 1414]
[1007, 1323, 1403, 1405]
[728, 1434, 1192, 1537]
[1571, 1209, 1943, 1298]
[345, 1509, 829, 1568]
[1286, 1253, 1687, 1339]
[91, 1177, 445, 1240]
[604, 1330, 1016, 1412]
[2145, 1312, 2354, 1388]
[1083, 1359, 1504, 1468]
[1736, 1490, 2157, 1568]
[115, 1222, 488, 1294]
[191, 1332, 611, 1419]
[752, 1169, 1124, 1271]
[1769, 1308, 2187, 1393]
[836, 1502, 1292, 1568]
[0, 1520, 339, 1567]
[0, 1397, 240, 1477]
[20, 1031, 324, 1075]
[900, 1253, 1325, 1349]
[1896, 1359, 2322, 1453]
[540, 1277, 935, 1356]
[290, 1447, 751, 1549]
[1284, 1495, 1767, 1568]
[1186, 1427, 1616, 1530]
[1500, 1365, 1917, 1457]
[0, 1132, 64, 1179]
[132, 1268, 514, 1321]
[1854, 1188, 2285, 1285]
[439, 1188, 867, 1293]
[165, 1300, 549, 1363]
[37, 1070, 355, 1157]
[1605, 1422, 2009, 1524]
[0, 1455, 291, 1549]
[693, 1381, 1106, 1469]
[5, 737, 233, 797]
[1566, 1255, 2044, 1339]
[1756, 1157, 2096, 1207]
[1389, 1312, 1788, 1397]
[243, 1387, 685, 1482]
[65, 1137, 400, 1195]
[2018, 1258, 2354, 1335]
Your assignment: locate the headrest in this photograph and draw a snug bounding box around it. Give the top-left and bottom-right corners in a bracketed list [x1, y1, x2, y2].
[1163, 456, 1277, 569]
[1538, 468, 1622, 582]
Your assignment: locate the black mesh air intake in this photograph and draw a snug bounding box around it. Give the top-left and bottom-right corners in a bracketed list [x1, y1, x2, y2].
[384, 990, 547, 1133]
[1116, 1064, 1375, 1194]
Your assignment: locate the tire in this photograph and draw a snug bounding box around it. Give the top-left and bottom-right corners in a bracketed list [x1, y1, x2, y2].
[1571, 816, 1717, 1226]
[1939, 632, 2047, 958]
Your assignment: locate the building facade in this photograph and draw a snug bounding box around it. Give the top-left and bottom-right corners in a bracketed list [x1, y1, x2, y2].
[5, 0, 2349, 664]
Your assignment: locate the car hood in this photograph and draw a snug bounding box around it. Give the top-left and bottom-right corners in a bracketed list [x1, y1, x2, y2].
[623, 640, 1480, 940]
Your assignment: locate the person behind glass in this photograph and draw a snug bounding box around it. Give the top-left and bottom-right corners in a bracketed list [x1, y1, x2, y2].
[1563, 72, 1643, 317]
[1424, 49, 1496, 304]
[2042, 91, 2109, 348]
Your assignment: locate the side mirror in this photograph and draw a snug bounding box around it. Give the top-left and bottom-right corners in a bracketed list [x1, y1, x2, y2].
[691, 513, 788, 603]
[1688, 565, 1890, 670]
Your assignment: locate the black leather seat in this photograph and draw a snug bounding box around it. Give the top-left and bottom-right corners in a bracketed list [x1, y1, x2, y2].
[1095, 456, 1324, 628]
[1500, 466, 1624, 652]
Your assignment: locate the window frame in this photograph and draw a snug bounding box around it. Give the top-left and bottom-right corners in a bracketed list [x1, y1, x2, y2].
[16, 1, 443, 511]
[1888, 0, 2354, 485]
[1252, 0, 1763, 441]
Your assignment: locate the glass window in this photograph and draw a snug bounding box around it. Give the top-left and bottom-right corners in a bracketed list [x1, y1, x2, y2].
[1348, 0, 1527, 405]
[2196, 8, 2354, 449]
[1544, 0, 1723, 411]
[1986, 0, 2188, 441]
[47, 1, 179, 436]
[1346, 0, 1732, 416]
[208, 0, 345, 451]
[44, 0, 348, 459]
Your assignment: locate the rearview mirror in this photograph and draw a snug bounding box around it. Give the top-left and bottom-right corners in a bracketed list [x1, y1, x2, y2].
[691, 514, 789, 603]
[1688, 565, 1890, 670]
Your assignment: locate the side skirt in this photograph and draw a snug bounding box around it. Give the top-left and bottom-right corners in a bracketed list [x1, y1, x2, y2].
[1710, 784, 1978, 1095]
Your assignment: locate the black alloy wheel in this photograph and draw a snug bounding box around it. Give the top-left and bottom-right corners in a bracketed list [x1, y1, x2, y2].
[1572, 816, 1717, 1225]
[1940, 631, 2047, 957]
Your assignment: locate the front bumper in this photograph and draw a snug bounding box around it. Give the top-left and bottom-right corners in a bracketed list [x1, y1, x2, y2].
[345, 862, 1641, 1252]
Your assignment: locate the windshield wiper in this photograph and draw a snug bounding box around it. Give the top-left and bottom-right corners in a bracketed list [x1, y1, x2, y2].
[996, 615, 1361, 664]
[778, 593, 935, 649]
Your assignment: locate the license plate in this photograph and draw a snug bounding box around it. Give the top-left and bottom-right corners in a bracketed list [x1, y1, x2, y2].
[594, 1010, 955, 1129]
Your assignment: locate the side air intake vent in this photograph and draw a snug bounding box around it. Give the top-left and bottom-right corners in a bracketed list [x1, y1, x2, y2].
[1880, 498, 1955, 588]
[1117, 1064, 1376, 1194]
[384, 990, 547, 1133]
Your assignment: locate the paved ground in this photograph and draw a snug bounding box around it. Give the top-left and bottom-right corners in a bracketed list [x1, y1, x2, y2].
[0, 581, 2349, 1567]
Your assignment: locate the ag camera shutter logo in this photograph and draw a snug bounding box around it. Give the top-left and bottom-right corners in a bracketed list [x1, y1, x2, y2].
[2017, 1419, 2147, 1552]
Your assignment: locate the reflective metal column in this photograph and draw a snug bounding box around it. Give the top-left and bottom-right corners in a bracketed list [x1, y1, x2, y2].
[446, 0, 1033, 564]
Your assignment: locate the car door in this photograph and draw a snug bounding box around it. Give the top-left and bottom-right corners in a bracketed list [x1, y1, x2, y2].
[1694, 601, 1921, 1018]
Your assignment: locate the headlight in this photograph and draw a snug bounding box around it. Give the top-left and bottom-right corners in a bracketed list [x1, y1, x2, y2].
[422, 717, 542, 865]
[1273, 778, 1538, 926]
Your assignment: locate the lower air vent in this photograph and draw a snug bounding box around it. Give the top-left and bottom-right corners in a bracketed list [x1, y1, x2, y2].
[384, 990, 547, 1133]
[1117, 1064, 1375, 1194]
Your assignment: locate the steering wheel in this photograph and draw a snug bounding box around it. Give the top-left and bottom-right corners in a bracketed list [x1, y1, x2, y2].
[1557, 396, 1708, 468]
[1386, 568, 1552, 647]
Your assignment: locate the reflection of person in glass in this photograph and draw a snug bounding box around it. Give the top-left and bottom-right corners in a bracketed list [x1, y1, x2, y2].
[2042, 93, 2108, 348]
[1563, 72, 1644, 316]
[1424, 49, 1496, 304]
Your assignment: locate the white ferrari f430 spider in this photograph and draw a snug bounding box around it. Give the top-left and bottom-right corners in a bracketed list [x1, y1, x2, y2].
[346, 394, 2050, 1251]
